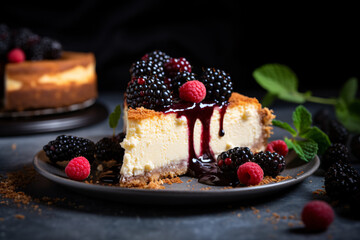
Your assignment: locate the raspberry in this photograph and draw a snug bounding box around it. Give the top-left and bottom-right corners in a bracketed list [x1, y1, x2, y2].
[7, 48, 26, 63]
[237, 162, 264, 186]
[266, 140, 288, 157]
[65, 156, 91, 181]
[179, 80, 206, 103]
[301, 200, 334, 231]
[164, 57, 191, 77]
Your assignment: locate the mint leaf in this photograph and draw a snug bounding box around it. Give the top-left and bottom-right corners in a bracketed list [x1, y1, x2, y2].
[272, 119, 297, 136]
[339, 77, 358, 105]
[109, 105, 122, 130]
[292, 105, 312, 135]
[261, 92, 277, 107]
[253, 64, 306, 103]
[336, 99, 360, 133]
[301, 126, 331, 155]
[286, 138, 318, 162]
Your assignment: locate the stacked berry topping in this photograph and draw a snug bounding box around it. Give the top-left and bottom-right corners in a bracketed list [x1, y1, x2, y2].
[125, 50, 234, 110]
[0, 24, 62, 63]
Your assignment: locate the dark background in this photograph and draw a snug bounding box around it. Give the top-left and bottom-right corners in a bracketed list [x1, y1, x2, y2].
[1, 1, 359, 94]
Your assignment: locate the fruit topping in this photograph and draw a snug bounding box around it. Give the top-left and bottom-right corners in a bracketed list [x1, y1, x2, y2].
[266, 140, 289, 157]
[200, 68, 233, 102]
[95, 133, 125, 162]
[217, 147, 253, 177]
[7, 48, 25, 63]
[65, 156, 91, 181]
[172, 71, 197, 96]
[179, 80, 206, 103]
[164, 57, 191, 77]
[0, 24, 11, 59]
[324, 161, 360, 200]
[126, 75, 172, 110]
[130, 60, 165, 79]
[43, 135, 96, 164]
[321, 143, 349, 170]
[141, 50, 170, 66]
[252, 151, 285, 177]
[328, 119, 349, 144]
[237, 162, 264, 186]
[301, 200, 334, 231]
[350, 134, 360, 160]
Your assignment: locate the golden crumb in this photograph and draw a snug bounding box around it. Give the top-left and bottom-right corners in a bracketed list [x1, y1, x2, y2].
[11, 143, 16, 150]
[14, 214, 25, 220]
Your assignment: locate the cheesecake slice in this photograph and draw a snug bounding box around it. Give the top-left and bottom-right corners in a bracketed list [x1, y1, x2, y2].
[120, 92, 274, 188]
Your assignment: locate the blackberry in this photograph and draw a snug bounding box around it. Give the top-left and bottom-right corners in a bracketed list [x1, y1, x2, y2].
[217, 147, 253, 175]
[0, 24, 11, 60]
[171, 71, 197, 96]
[350, 134, 360, 161]
[95, 133, 125, 162]
[126, 75, 172, 110]
[164, 57, 192, 78]
[130, 60, 165, 79]
[40, 37, 62, 59]
[26, 41, 45, 60]
[141, 50, 170, 66]
[43, 135, 95, 164]
[325, 161, 360, 200]
[199, 68, 233, 102]
[313, 109, 330, 134]
[12, 28, 40, 52]
[252, 151, 285, 177]
[328, 120, 349, 144]
[321, 143, 349, 170]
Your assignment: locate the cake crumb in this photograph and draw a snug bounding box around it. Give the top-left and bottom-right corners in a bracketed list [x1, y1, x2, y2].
[200, 187, 212, 191]
[237, 213, 242, 217]
[11, 143, 17, 150]
[313, 189, 326, 195]
[297, 171, 304, 176]
[257, 175, 292, 186]
[14, 214, 25, 220]
[0, 217, 4, 221]
[186, 179, 192, 183]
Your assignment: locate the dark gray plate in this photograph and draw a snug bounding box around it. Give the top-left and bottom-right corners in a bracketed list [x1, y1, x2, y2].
[33, 150, 319, 205]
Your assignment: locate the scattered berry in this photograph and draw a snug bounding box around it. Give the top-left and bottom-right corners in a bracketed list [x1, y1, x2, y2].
[200, 68, 233, 102]
[164, 57, 191, 77]
[7, 48, 25, 63]
[325, 161, 360, 200]
[179, 80, 206, 103]
[130, 60, 165, 79]
[0, 24, 11, 59]
[313, 109, 330, 134]
[328, 120, 349, 144]
[266, 140, 288, 157]
[171, 71, 197, 96]
[350, 134, 360, 161]
[321, 143, 349, 170]
[252, 151, 285, 177]
[141, 50, 170, 66]
[95, 133, 125, 162]
[40, 37, 62, 59]
[12, 28, 40, 51]
[43, 135, 96, 164]
[65, 156, 91, 181]
[217, 147, 253, 177]
[126, 75, 172, 110]
[237, 162, 264, 186]
[301, 200, 334, 231]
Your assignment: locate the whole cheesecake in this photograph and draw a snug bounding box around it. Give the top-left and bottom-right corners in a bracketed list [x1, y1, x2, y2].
[0, 24, 97, 112]
[119, 50, 275, 188]
[3, 51, 97, 111]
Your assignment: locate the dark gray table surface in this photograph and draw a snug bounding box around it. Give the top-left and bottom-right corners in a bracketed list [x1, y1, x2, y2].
[1, 92, 359, 240]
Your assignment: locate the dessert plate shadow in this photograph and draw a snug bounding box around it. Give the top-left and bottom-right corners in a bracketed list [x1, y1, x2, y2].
[33, 150, 320, 205]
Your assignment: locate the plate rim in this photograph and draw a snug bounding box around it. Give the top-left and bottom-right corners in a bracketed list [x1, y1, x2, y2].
[33, 150, 320, 197]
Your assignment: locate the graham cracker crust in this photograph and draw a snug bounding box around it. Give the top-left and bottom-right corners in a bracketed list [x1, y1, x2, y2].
[120, 160, 188, 188]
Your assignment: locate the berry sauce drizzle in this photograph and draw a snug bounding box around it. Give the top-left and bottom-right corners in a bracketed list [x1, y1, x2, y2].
[162, 101, 237, 186]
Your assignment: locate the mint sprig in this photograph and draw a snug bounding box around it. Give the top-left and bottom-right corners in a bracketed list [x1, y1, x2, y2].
[253, 64, 360, 133]
[108, 105, 122, 137]
[273, 105, 331, 162]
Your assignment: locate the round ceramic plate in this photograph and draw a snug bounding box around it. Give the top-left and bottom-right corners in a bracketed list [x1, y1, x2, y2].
[33, 150, 320, 205]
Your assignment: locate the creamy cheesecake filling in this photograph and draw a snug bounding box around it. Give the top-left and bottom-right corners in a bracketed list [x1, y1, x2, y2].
[120, 101, 269, 180]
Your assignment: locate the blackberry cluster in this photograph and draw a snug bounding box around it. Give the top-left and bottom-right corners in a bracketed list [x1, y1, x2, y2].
[171, 71, 197, 96]
[126, 75, 172, 110]
[164, 57, 192, 78]
[0, 25, 62, 61]
[95, 133, 125, 162]
[130, 60, 165, 79]
[43, 135, 95, 164]
[217, 147, 253, 174]
[325, 161, 360, 200]
[328, 120, 349, 144]
[252, 151, 285, 177]
[141, 50, 170, 66]
[200, 68, 233, 102]
[321, 143, 349, 170]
